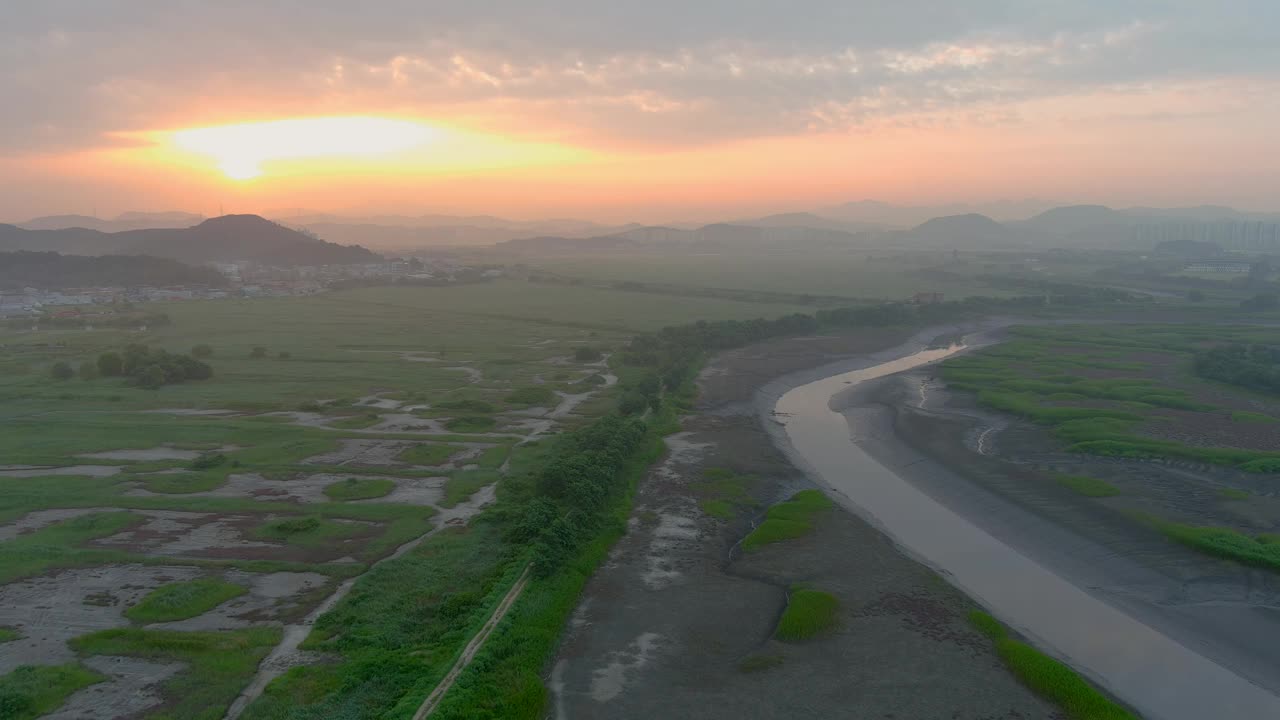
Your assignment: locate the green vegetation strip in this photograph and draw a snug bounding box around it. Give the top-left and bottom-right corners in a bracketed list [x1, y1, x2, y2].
[126, 579, 248, 623]
[242, 523, 519, 720]
[968, 611, 1136, 720]
[1148, 518, 1280, 571]
[1054, 474, 1121, 498]
[442, 470, 499, 508]
[397, 443, 463, 466]
[0, 663, 103, 720]
[323, 477, 396, 501]
[742, 490, 833, 551]
[775, 587, 839, 641]
[72, 628, 279, 720]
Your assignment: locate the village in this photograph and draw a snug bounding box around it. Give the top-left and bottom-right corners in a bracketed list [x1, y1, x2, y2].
[0, 257, 504, 318]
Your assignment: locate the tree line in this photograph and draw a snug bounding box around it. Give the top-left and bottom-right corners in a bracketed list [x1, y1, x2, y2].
[1194, 343, 1280, 395]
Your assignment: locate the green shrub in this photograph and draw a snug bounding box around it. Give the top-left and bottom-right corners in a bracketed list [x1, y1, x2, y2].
[49, 361, 73, 381]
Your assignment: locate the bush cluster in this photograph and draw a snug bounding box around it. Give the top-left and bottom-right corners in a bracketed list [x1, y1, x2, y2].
[96, 344, 213, 389]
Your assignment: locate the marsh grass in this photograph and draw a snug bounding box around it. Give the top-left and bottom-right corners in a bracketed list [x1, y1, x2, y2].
[323, 477, 396, 501]
[126, 579, 247, 623]
[0, 663, 103, 720]
[968, 611, 1136, 720]
[328, 413, 382, 430]
[775, 587, 838, 641]
[396, 443, 463, 466]
[1148, 518, 1280, 571]
[693, 467, 758, 521]
[442, 470, 499, 508]
[742, 490, 833, 551]
[252, 515, 365, 547]
[1232, 410, 1277, 424]
[445, 416, 497, 433]
[504, 387, 556, 406]
[737, 654, 784, 673]
[71, 627, 279, 720]
[1054, 474, 1121, 498]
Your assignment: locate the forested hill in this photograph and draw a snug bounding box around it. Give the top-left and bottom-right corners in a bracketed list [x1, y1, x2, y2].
[0, 214, 380, 265]
[0, 251, 228, 289]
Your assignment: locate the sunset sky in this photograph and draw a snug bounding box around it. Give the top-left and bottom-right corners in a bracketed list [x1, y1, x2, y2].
[4, 1, 1280, 222]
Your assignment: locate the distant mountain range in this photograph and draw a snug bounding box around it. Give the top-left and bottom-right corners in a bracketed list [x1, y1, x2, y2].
[13, 202, 1280, 255]
[0, 215, 379, 265]
[19, 211, 206, 233]
[269, 212, 641, 250]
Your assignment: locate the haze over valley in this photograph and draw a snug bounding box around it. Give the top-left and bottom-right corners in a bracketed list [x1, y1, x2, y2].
[4, 3, 1280, 720]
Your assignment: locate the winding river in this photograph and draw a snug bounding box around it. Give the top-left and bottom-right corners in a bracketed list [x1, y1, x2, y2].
[771, 341, 1280, 720]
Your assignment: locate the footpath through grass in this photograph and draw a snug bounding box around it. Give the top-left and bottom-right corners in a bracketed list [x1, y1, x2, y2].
[968, 611, 1137, 720]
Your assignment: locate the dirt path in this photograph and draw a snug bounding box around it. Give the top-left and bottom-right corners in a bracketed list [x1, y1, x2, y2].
[223, 485, 497, 720]
[410, 564, 532, 719]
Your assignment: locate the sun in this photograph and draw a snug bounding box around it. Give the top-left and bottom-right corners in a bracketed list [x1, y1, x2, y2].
[171, 116, 438, 180]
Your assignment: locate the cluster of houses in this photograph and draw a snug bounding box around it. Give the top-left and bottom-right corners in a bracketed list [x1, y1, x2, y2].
[0, 259, 504, 318]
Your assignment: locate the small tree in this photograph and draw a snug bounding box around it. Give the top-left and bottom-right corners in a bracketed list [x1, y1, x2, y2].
[191, 344, 214, 358]
[138, 365, 166, 390]
[249, 346, 268, 359]
[50, 361, 74, 381]
[97, 351, 124, 377]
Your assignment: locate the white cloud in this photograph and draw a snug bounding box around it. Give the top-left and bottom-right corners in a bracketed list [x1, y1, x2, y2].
[1, 1, 1278, 153]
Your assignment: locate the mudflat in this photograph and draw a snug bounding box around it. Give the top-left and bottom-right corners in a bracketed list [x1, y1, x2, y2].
[550, 326, 1059, 719]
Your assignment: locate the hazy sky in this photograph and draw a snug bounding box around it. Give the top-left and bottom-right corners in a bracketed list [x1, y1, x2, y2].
[4, 1, 1280, 222]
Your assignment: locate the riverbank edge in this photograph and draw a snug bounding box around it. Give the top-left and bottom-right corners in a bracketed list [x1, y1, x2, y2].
[755, 319, 1280, 717]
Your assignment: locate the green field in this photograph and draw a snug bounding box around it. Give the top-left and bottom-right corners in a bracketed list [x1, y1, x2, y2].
[0, 279, 821, 719]
[504, 250, 1015, 302]
[3, 273, 1232, 718]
